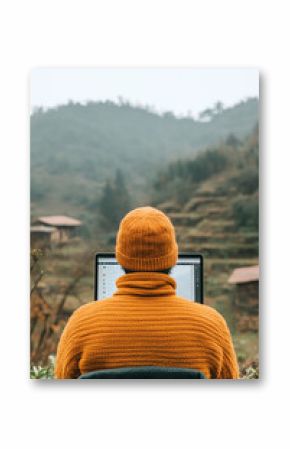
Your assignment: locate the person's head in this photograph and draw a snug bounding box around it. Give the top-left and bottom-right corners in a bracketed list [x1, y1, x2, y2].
[115, 206, 178, 273]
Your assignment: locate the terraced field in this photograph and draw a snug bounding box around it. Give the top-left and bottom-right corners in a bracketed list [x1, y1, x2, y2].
[158, 172, 259, 367]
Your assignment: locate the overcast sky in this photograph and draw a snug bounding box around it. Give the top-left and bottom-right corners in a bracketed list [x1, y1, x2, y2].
[31, 68, 259, 117]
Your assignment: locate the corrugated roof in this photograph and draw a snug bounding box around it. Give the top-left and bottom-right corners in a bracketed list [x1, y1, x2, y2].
[30, 225, 56, 233]
[37, 215, 82, 227]
[228, 265, 259, 284]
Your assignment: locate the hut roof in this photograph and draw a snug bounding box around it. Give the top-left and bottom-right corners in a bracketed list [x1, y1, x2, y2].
[37, 215, 82, 227]
[30, 225, 56, 233]
[228, 265, 259, 285]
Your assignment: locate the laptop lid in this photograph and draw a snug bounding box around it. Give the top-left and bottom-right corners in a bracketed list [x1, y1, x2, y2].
[94, 253, 203, 303]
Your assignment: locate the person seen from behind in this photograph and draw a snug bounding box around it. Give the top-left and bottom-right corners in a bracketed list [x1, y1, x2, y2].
[55, 206, 239, 379]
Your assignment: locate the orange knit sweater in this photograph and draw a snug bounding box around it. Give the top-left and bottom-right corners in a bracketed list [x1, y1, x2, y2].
[55, 272, 239, 379]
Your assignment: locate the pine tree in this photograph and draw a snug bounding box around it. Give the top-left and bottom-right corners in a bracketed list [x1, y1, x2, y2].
[99, 170, 131, 229]
[114, 169, 131, 220]
[99, 181, 118, 228]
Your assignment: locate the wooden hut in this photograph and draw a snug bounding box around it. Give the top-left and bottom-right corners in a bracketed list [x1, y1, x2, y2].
[228, 265, 259, 332]
[34, 215, 82, 243]
[30, 225, 57, 248]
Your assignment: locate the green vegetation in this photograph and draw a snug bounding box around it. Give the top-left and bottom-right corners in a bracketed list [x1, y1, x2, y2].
[155, 150, 228, 187]
[30, 356, 55, 379]
[152, 125, 259, 233]
[31, 98, 258, 227]
[99, 169, 131, 229]
[153, 149, 230, 205]
[232, 195, 259, 230]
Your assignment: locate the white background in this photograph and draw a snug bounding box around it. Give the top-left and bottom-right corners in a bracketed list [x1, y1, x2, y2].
[0, 0, 289, 447]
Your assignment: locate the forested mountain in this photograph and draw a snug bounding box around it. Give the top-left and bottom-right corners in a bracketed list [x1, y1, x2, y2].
[31, 97, 258, 220]
[153, 125, 259, 233]
[151, 126, 259, 338]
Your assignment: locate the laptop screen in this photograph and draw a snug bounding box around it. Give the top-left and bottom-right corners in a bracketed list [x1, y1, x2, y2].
[95, 254, 203, 303]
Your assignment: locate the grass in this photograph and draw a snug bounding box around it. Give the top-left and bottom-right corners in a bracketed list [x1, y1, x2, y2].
[30, 356, 55, 379]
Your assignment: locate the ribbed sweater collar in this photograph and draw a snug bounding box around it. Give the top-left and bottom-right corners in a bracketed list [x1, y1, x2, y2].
[113, 272, 176, 297]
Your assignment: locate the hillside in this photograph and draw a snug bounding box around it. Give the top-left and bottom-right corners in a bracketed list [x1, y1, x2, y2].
[153, 126, 259, 335]
[31, 98, 258, 219]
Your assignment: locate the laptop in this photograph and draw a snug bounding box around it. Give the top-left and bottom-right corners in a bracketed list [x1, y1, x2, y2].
[94, 253, 203, 303]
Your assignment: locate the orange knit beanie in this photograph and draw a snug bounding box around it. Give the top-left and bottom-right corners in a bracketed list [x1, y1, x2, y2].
[116, 206, 178, 271]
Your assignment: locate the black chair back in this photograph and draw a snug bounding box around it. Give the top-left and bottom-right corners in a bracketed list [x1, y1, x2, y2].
[79, 366, 206, 379]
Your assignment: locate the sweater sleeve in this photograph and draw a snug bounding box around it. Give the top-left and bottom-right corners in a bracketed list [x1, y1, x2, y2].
[216, 315, 240, 379]
[54, 310, 83, 379]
